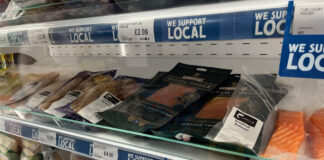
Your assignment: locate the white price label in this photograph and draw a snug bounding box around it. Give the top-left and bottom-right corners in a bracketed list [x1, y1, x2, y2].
[0, 31, 9, 46]
[93, 142, 118, 160]
[28, 28, 50, 45]
[118, 19, 155, 42]
[293, 2, 324, 35]
[38, 129, 56, 146]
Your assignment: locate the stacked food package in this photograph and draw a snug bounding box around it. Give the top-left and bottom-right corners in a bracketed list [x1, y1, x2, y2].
[0, 132, 93, 160]
[1, 61, 323, 159]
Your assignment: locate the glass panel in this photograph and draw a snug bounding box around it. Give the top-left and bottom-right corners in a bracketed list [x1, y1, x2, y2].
[0, 105, 268, 160]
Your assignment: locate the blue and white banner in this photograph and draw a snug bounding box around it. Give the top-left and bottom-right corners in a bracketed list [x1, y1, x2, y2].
[0, 7, 288, 46]
[1, 120, 168, 160]
[49, 24, 119, 44]
[279, 1, 324, 79]
[154, 7, 287, 42]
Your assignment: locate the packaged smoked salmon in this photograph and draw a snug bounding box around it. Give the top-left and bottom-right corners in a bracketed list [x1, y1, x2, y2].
[38, 71, 94, 114]
[152, 74, 240, 140]
[75, 75, 147, 124]
[0, 72, 47, 104]
[45, 70, 116, 117]
[6, 72, 59, 104]
[205, 74, 288, 155]
[99, 63, 231, 132]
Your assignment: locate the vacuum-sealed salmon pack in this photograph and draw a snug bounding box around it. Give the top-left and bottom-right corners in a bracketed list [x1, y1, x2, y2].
[25, 79, 69, 109]
[74, 75, 148, 124]
[152, 74, 240, 140]
[38, 71, 94, 116]
[6, 72, 59, 104]
[45, 70, 116, 117]
[0, 71, 22, 102]
[99, 63, 231, 133]
[205, 74, 289, 155]
[0, 72, 48, 104]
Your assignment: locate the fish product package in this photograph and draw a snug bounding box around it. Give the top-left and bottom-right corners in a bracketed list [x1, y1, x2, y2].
[152, 74, 241, 140]
[72, 75, 147, 124]
[205, 74, 288, 155]
[99, 63, 231, 132]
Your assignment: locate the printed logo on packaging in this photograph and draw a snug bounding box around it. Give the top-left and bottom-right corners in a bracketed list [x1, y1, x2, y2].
[279, 1, 324, 79]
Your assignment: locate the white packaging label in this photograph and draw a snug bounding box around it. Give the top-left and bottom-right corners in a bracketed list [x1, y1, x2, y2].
[38, 129, 56, 146]
[292, 3, 324, 35]
[45, 90, 83, 117]
[28, 28, 51, 45]
[78, 92, 121, 124]
[11, 81, 42, 102]
[0, 31, 9, 46]
[93, 142, 118, 160]
[118, 19, 155, 42]
[213, 107, 263, 149]
[26, 90, 53, 108]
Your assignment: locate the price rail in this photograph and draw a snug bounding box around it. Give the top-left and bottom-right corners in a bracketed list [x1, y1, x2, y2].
[0, 118, 170, 160]
[0, 7, 287, 46]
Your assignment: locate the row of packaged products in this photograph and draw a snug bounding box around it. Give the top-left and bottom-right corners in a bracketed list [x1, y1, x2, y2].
[0, 132, 92, 160]
[0, 62, 322, 159]
[0, 0, 219, 26]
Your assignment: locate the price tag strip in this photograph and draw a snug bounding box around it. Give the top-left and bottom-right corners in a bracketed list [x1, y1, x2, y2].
[0, 120, 168, 160]
[0, 7, 288, 46]
[279, 1, 324, 79]
[28, 28, 51, 45]
[118, 19, 155, 42]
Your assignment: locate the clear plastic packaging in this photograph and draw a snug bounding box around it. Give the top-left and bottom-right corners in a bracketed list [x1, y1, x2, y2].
[205, 74, 288, 155]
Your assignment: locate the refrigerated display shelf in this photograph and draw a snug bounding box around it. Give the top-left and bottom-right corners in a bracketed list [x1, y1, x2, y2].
[0, 106, 257, 160]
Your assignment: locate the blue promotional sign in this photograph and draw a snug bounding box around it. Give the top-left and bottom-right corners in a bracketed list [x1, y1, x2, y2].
[279, 1, 324, 79]
[49, 24, 119, 44]
[7, 30, 29, 46]
[4, 121, 39, 140]
[154, 7, 287, 42]
[56, 134, 93, 156]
